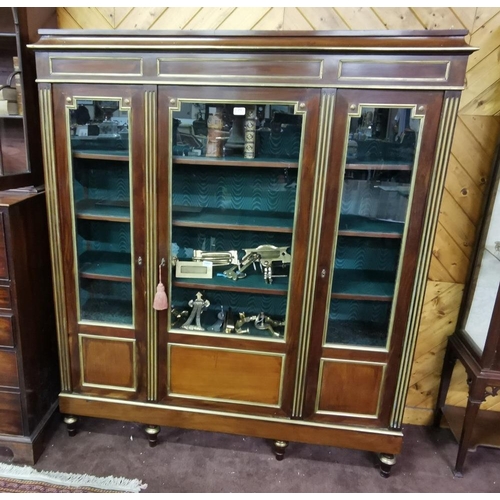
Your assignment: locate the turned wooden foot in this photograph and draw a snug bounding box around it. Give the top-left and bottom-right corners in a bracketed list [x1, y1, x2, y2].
[63, 415, 78, 437]
[145, 425, 160, 447]
[273, 440, 288, 461]
[379, 453, 396, 478]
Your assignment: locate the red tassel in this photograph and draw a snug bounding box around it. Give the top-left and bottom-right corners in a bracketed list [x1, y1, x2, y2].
[153, 264, 168, 311]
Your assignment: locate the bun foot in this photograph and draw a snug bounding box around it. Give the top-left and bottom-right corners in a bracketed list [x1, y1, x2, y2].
[379, 453, 396, 478]
[64, 415, 78, 437]
[273, 440, 288, 461]
[145, 425, 160, 447]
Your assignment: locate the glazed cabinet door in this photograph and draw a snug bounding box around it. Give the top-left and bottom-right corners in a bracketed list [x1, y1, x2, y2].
[301, 89, 444, 427]
[51, 85, 147, 400]
[156, 86, 320, 417]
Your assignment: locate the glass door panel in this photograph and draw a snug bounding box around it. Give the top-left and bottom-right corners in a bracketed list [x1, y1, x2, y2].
[327, 105, 422, 349]
[169, 101, 303, 340]
[68, 98, 133, 326]
[463, 184, 500, 353]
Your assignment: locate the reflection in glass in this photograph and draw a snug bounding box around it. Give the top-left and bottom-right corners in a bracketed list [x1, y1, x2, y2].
[463, 189, 500, 352]
[326, 106, 421, 348]
[170, 101, 303, 339]
[69, 99, 133, 326]
[172, 102, 301, 161]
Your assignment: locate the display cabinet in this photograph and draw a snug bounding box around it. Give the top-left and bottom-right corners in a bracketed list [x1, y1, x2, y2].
[0, 7, 59, 465]
[32, 30, 474, 477]
[434, 140, 500, 477]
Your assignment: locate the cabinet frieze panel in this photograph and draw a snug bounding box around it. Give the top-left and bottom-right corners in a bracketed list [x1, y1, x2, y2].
[34, 50, 468, 89]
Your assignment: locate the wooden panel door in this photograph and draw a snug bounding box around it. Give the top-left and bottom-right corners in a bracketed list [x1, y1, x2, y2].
[302, 89, 444, 427]
[156, 85, 321, 417]
[52, 84, 147, 400]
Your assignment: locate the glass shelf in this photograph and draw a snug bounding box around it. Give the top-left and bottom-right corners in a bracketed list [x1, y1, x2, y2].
[75, 199, 131, 222]
[79, 250, 132, 282]
[172, 207, 293, 233]
[332, 269, 396, 301]
[73, 150, 129, 162]
[173, 273, 288, 295]
[345, 162, 412, 171]
[173, 156, 298, 169]
[337, 214, 404, 239]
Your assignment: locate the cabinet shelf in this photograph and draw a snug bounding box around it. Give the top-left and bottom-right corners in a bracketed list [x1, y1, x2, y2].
[332, 269, 395, 301]
[75, 199, 130, 222]
[0, 115, 23, 120]
[345, 162, 412, 171]
[79, 251, 132, 282]
[73, 150, 129, 162]
[173, 273, 288, 296]
[173, 156, 298, 169]
[337, 215, 403, 239]
[172, 207, 293, 233]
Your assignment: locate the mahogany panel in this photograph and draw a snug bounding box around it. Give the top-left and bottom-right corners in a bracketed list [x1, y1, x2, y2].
[169, 344, 283, 406]
[0, 314, 14, 347]
[50, 56, 143, 76]
[157, 55, 324, 80]
[80, 335, 136, 391]
[0, 285, 11, 309]
[0, 350, 18, 388]
[318, 360, 384, 416]
[0, 390, 22, 435]
[0, 215, 8, 279]
[338, 58, 450, 82]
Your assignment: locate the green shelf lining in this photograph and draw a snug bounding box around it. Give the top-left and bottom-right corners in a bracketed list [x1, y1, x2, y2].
[325, 320, 387, 348]
[80, 298, 133, 326]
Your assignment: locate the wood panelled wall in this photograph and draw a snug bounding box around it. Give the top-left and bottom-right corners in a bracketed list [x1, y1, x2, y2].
[56, 7, 500, 425]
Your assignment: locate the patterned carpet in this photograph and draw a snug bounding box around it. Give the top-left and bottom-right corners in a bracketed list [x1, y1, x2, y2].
[0, 476, 119, 493]
[0, 463, 147, 493]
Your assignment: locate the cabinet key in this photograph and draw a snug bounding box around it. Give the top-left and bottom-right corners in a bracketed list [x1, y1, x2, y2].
[320, 269, 326, 278]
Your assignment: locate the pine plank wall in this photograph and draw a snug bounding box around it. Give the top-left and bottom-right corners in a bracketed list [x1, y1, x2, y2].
[56, 7, 500, 425]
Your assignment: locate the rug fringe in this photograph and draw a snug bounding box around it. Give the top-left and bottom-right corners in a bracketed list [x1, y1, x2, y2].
[0, 462, 147, 493]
